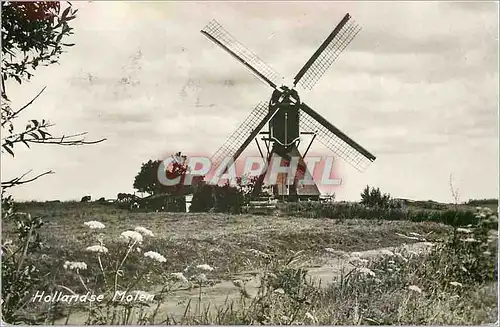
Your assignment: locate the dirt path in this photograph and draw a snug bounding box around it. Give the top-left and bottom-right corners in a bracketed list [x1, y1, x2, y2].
[58, 241, 435, 324]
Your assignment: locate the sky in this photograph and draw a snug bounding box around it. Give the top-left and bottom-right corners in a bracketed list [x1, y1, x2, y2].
[2, 1, 498, 203]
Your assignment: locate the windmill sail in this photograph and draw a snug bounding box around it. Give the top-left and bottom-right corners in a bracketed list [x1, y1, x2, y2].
[210, 102, 279, 176]
[201, 20, 283, 89]
[293, 13, 361, 90]
[299, 102, 376, 172]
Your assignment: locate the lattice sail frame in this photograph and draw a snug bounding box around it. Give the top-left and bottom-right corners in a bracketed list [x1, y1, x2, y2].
[299, 109, 373, 172]
[202, 14, 376, 175]
[295, 17, 362, 90]
[210, 102, 270, 169]
[201, 20, 283, 88]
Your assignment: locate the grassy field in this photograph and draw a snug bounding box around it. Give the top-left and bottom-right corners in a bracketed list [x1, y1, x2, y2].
[5, 203, 451, 282]
[2, 202, 498, 325]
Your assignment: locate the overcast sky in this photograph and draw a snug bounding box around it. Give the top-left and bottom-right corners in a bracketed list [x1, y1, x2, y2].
[2, 1, 498, 202]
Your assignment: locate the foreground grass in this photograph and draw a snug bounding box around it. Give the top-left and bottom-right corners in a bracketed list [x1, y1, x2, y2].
[2, 203, 496, 324]
[3, 203, 451, 287]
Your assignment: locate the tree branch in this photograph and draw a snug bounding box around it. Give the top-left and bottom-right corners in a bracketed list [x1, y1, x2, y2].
[1, 170, 54, 189]
[10, 87, 47, 122]
[26, 132, 106, 145]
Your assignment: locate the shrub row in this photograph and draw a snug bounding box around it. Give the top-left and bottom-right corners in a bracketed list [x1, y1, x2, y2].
[280, 202, 496, 228]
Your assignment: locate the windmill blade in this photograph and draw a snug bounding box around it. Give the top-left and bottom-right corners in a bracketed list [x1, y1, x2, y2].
[293, 13, 362, 90]
[299, 102, 376, 172]
[211, 102, 279, 175]
[201, 20, 283, 89]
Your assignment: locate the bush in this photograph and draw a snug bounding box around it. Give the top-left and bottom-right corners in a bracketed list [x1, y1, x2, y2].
[281, 201, 488, 227]
[190, 181, 246, 214]
[360, 185, 401, 209]
[190, 184, 216, 213]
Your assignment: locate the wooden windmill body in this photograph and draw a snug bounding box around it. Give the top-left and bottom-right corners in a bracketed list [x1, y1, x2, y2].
[201, 13, 376, 200]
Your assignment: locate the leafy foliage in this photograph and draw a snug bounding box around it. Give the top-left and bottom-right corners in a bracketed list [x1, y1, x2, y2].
[282, 201, 485, 227]
[466, 198, 498, 206]
[1, 196, 46, 323]
[133, 153, 199, 196]
[360, 185, 394, 208]
[1, 1, 77, 90]
[189, 182, 216, 213]
[1, 3, 103, 323]
[190, 176, 261, 213]
[1, 1, 104, 177]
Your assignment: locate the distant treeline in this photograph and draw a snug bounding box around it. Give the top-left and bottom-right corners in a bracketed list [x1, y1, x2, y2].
[466, 198, 498, 206]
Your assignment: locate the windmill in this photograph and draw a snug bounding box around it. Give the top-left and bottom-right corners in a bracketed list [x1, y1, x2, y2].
[201, 13, 376, 200]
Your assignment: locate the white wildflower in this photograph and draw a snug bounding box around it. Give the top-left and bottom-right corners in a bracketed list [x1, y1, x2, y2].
[456, 228, 473, 234]
[357, 267, 376, 277]
[449, 281, 463, 287]
[196, 273, 207, 282]
[86, 245, 108, 253]
[461, 237, 477, 243]
[171, 272, 189, 283]
[84, 221, 105, 229]
[324, 247, 335, 253]
[63, 261, 88, 271]
[136, 247, 141, 253]
[144, 251, 166, 263]
[196, 264, 214, 271]
[408, 285, 422, 294]
[120, 231, 143, 244]
[388, 260, 395, 264]
[134, 226, 154, 237]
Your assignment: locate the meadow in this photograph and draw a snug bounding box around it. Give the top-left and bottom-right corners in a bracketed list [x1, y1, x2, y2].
[2, 201, 498, 325]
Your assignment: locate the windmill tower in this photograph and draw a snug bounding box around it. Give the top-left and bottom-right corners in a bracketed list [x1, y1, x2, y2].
[201, 13, 376, 201]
